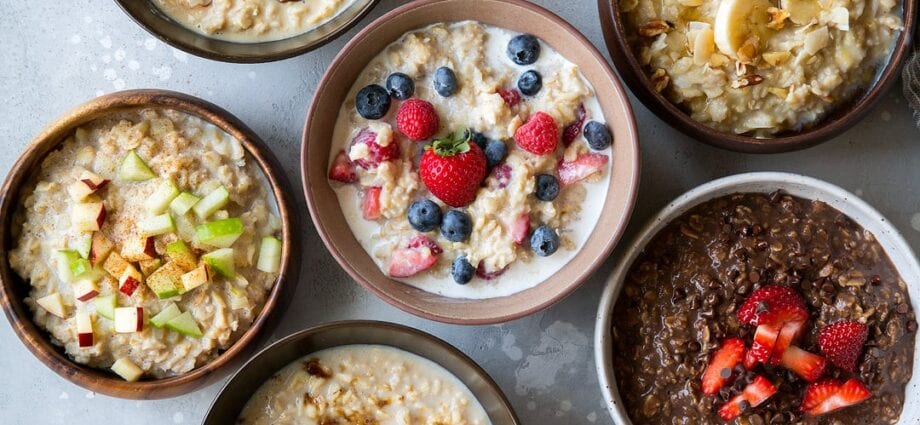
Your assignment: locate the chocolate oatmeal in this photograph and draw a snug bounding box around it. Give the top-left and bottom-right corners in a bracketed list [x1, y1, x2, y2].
[611, 192, 915, 424]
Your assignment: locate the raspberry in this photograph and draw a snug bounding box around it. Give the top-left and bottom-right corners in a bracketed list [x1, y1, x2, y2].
[396, 98, 439, 141]
[514, 111, 558, 155]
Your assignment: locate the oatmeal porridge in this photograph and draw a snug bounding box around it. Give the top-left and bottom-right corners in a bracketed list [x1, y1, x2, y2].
[9, 108, 283, 380]
[327, 21, 614, 299]
[238, 345, 491, 424]
[153, 0, 355, 42]
[621, 0, 903, 136]
[611, 192, 915, 423]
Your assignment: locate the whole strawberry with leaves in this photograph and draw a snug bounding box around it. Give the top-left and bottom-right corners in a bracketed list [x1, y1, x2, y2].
[419, 130, 487, 208]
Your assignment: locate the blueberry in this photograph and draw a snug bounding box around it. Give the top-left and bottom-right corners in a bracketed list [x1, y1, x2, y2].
[471, 131, 489, 150]
[408, 199, 442, 232]
[517, 70, 542, 96]
[584, 121, 612, 150]
[507, 34, 541, 65]
[355, 84, 391, 120]
[440, 210, 472, 242]
[530, 225, 559, 257]
[451, 256, 475, 285]
[433, 66, 458, 97]
[386, 72, 414, 100]
[484, 139, 507, 168]
[534, 174, 559, 201]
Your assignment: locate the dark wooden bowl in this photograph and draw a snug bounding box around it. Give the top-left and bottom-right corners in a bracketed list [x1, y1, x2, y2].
[598, 0, 918, 153]
[0, 90, 301, 399]
[302, 0, 641, 324]
[114, 0, 380, 63]
[203, 321, 521, 424]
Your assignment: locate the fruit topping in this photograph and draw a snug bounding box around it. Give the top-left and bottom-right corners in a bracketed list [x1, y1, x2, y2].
[150, 303, 181, 328]
[36, 293, 67, 318]
[118, 265, 143, 297]
[517, 70, 542, 96]
[257, 236, 283, 274]
[111, 357, 143, 382]
[114, 306, 144, 333]
[818, 320, 869, 372]
[562, 103, 586, 147]
[514, 111, 558, 155]
[803, 378, 872, 416]
[361, 187, 382, 220]
[507, 34, 541, 65]
[139, 213, 176, 237]
[146, 261, 185, 299]
[717, 375, 777, 421]
[329, 150, 358, 183]
[498, 88, 522, 107]
[144, 179, 180, 214]
[779, 346, 827, 382]
[557, 153, 609, 186]
[510, 213, 530, 245]
[121, 236, 157, 262]
[530, 225, 559, 257]
[202, 248, 236, 278]
[165, 311, 203, 338]
[349, 127, 400, 169]
[180, 263, 210, 293]
[483, 139, 507, 168]
[93, 294, 116, 320]
[770, 320, 805, 365]
[408, 199, 443, 232]
[701, 338, 746, 395]
[396, 98, 439, 141]
[89, 232, 114, 266]
[75, 311, 94, 348]
[355, 84, 391, 120]
[738, 285, 809, 327]
[193, 186, 230, 220]
[419, 131, 487, 207]
[387, 236, 440, 278]
[800, 379, 842, 412]
[451, 256, 475, 285]
[165, 240, 198, 272]
[584, 121, 613, 150]
[490, 163, 512, 189]
[440, 210, 473, 243]
[534, 174, 559, 201]
[170, 191, 201, 216]
[119, 150, 155, 181]
[433, 66, 458, 97]
[476, 263, 507, 280]
[72, 202, 106, 232]
[386, 72, 414, 100]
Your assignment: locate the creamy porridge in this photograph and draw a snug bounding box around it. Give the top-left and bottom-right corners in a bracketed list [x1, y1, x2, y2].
[238, 345, 491, 424]
[621, 0, 903, 136]
[153, 0, 355, 42]
[327, 21, 614, 299]
[9, 108, 283, 380]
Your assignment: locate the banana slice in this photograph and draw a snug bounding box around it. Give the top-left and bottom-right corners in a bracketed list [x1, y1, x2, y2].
[713, 0, 774, 58]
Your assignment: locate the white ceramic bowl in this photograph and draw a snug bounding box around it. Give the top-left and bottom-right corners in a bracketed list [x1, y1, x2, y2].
[594, 172, 920, 424]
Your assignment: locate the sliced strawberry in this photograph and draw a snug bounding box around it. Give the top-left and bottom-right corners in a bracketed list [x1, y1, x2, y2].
[407, 235, 443, 255]
[557, 153, 609, 186]
[362, 187, 382, 220]
[350, 127, 400, 169]
[737, 285, 809, 327]
[701, 338, 746, 395]
[804, 378, 872, 416]
[770, 320, 805, 365]
[510, 213, 530, 245]
[780, 346, 827, 382]
[489, 164, 512, 189]
[498, 88, 521, 107]
[818, 321, 869, 372]
[800, 379, 842, 412]
[476, 262, 508, 280]
[387, 238, 439, 278]
[748, 324, 780, 367]
[743, 349, 759, 370]
[329, 150, 357, 183]
[718, 375, 777, 421]
[562, 103, 586, 147]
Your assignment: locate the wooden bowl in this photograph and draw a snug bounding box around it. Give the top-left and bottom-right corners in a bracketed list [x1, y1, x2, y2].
[598, 0, 918, 153]
[302, 0, 641, 324]
[203, 320, 520, 424]
[114, 0, 380, 63]
[0, 90, 301, 399]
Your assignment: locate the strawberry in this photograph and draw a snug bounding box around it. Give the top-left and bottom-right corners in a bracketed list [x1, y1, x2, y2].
[514, 111, 559, 155]
[362, 187, 381, 220]
[800, 379, 842, 412]
[718, 375, 777, 421]
[743, 349, 759, 370]
[476, 262, 508, 280]
[737, 285, 809, 327]
[818, 321, 868, 372]
[701, 338, 746, 395]
[557, 153, 609, 186]
[510, 213, 530, 245]
[349, 127, 400, 169]
[387, 236, 440, 278]
[329, 150, 357, 183]
[562, 103, 586, 147]
[396, 98, 439, 141]
[803, 378, 872, 416]
[489, 164, 512, 189]
[419, 131, 487, 207]
[770, 320, 805, 365]
[748, 324, 780, 367]
[498, 88, 521, 107]
[780, 346, 827, 382]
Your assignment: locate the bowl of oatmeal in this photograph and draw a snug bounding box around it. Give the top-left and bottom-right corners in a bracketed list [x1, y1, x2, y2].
[115, 0, 379, 62]
[0, 90, 300, 399]
[599, 0, 917, 152]
[594, 172, 919, 423]
[203, 320, 519, 424]
[302, 0, 640, 324]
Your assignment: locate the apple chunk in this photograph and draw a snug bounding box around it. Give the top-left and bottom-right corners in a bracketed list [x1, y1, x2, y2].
[169, 192, 201, 216]
[118, 150, 155, 182]
[121, 236, 157, 262]
[165, 311, 203, 338]
[67, 170, 110, 202]
[144, 179, 180, 214]
[73, 235, 92, 259]
[202, 248, 235, 278]
[180, 263, 210, 293]
[114, 307, 144, 333]
[75, 312, 94, 348]
[111, 357, 143, 382]
[145, 261, 184, 299]
[165, 240, 197, 272]
[139, 213, 175, 237]
[192, 186, 230, 220]
[36, 293, 67, 318]
[90, 232, 115, 265]
[73, 279, 100, 302]
[257, 237, 282, 273]
[149, 303, 181, 328]
[102, 251, 131, 279]
[118, 264, 144, 296]
[72, 202, 106, 232]
[138, 258, 162, 276]
[195, 218, 243, 248]
[93, 294, 117, 320]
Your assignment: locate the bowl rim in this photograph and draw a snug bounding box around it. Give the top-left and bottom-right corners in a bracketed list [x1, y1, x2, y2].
[300, 0, 641, 324]
[596, 0, 918, 154]
[203, 320, 521, 424]
[593, 171, 920, 423]
[0, 89, 301, 399]
[113, 0, 381, 63]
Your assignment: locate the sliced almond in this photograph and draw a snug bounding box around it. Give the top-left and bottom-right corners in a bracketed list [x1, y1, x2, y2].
[732, 74, 765, 89]
[638, 20, 672, 38]
[762, 51, 792, 66]
[767, 7, 791, 30]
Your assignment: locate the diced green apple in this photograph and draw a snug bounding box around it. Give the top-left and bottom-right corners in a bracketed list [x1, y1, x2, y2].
[93, 294, 117, 320]
[36, 292, 67, 318]
[56, 250, 81, 281]
[111, 357, 144, 382]
[195, 218, 243, 248]
[144, 179, 180, 214]
[118, 150, 155, 182]
[165, 240, 197, 272]
[165, 311, 203, 338]
[227, 285, 250, 310]
[192, 186, 230, 220]
[202, 248, 235, 278]
[74, 235, 92, 259]
[138, 258, 162, 276]
[76, 311, 94, 348]
[72, 279, 99, 302]
[169, 192, 201, 216]
[256, 237, 282, 273]
[102, 251, 131, 279]
[114, 307, 144, 333]
[139, 213, 175, 237]
[145, 261, 184, 299]
[149, 303, 181, 328]
[180, 263, 210, 293]
[72, 202, 106, 232]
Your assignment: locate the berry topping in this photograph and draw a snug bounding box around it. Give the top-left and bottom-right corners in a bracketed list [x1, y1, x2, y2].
[748, 323, 780, 366]
[484, 139, 507, 168]
[476, 262, 507, 280]
[419, 131, 487, 207]
[562, 103, 586, 147]
[530, 225, 559, 257]
[534, 174, 560, 201]
[737, 285, 809, 327]
[396, 98, 440, 141]
[407, 234, 443, 255]
[451, 256, 475, 285]
[584, 121, 613, 150]
[557, 153, 609, 186]
[470, 131, 489, 149]
[407, 199, 442, 232]
[507, 34, 541, 65]
[349, 127, 400, 169]
[434, 66, 458, 97]
[498, 88, 522, 107]
[328, 150, 357, 183]
[779, 346, 827, 382]
[510, 213, 530, 245]
[440, 210, 472, 243]
[386, 72, 414, 100]
[490, 164, 512, 189]
[818, 321, 869, 372]
[770, 320, 805, 365]
[362, 187, 381, 220]
[514, 111, 558, 155]
[355, 84, 391, 120]
[387, 236, 440, 278]
[803, 378, 872, 416]
[717, 375, 777, 421]
[800, 379, 842, 412]
[701, 338, 746, 395]
[517, 70, 542, 96]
